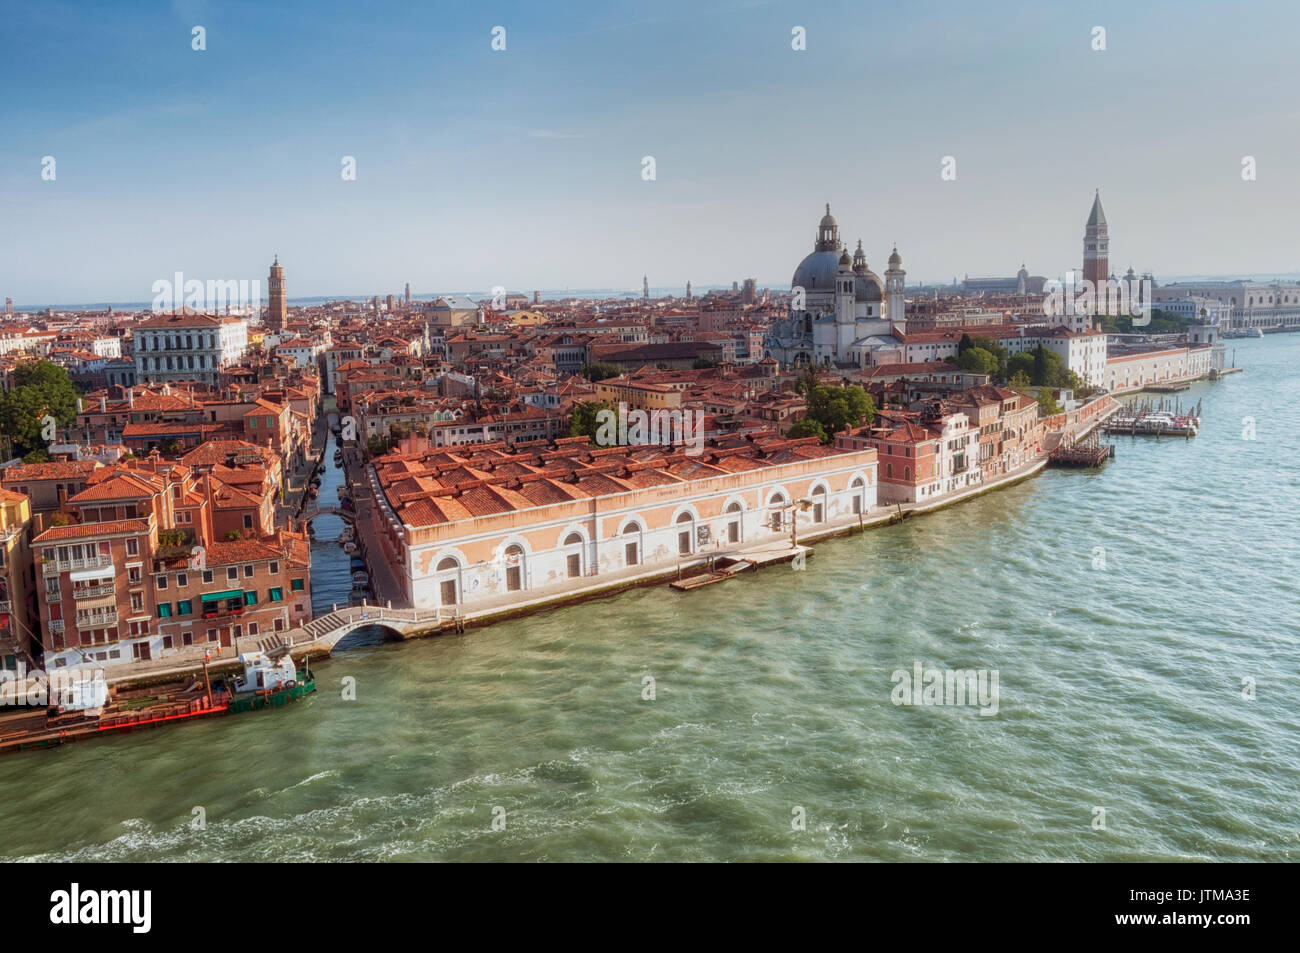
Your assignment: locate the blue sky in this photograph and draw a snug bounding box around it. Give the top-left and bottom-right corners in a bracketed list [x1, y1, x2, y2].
[2, 0, 1299, 304]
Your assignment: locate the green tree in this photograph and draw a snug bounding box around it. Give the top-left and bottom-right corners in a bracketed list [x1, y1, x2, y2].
[0, 360, 79, 459]
[1008, 370, 1033, 393]
[970, 336, 1010, 383]
[803, 383, 876, 442]
[786, 418, 828, 442]
[569, 400, 615, 440]
[958, 333, 975, 354]
[1036, 389, 1062, 416]
[954, 346, 999, 376]
[579, 362, 623, 382]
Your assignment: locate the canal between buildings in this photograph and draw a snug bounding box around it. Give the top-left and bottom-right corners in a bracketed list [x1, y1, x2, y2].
[0, 336, 1296, 861]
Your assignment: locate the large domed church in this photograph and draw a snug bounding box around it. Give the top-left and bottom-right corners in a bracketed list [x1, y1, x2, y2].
[765, 205, 905, 367]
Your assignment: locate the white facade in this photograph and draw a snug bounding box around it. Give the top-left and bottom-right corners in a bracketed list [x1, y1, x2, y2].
[134, 317, 248, 387]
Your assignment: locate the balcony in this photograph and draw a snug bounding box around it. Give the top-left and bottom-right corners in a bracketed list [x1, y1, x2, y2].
[47, 619, 65, 632]
[75, 610, 118, 630]
[0, 600, 10, 614]
[43, 554, 114, 576]
[44, 590, 61, 604]
[73, 584, 116, 600]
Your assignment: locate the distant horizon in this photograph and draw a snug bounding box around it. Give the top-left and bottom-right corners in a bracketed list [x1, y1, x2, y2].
[9, 271, 1300, 314]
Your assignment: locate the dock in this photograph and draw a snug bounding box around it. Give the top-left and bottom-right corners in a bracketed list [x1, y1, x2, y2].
[1048, 444, 1113, 467]
[670, 545, 810, 591]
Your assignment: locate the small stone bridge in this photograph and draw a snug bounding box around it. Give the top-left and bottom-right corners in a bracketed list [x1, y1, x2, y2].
[300, 503, 355, 523]
[262, 603, 464, 654]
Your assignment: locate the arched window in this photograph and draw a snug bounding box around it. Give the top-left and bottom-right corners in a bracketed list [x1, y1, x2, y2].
[850, 476, 865, 515]
[675, 511, 694, 555]
[904, 466, 911, 481]
[812, 485, 827, 523]
[504, 544, 524, 591]
[725, 501, 742, 543]
[886, 463, 893, 479]
[436, 556, 460, 606]
[769, 493, 787, 532]
[623, 523, 641, 566]
[564, 532, 583, 578]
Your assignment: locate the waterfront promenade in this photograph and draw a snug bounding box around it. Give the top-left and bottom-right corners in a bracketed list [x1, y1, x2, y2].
[99, 396, 1118, 686]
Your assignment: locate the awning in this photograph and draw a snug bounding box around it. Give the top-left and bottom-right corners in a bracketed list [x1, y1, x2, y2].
[200, 589, 244, 603]
[69, 567, 114, 583]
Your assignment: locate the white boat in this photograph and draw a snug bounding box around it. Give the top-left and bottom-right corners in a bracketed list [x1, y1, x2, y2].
[231, 651, 298, 695]
[343, 542, 358, 555]
[352, 571, 370, 586]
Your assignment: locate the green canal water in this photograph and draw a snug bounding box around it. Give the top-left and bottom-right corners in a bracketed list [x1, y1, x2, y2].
[1, 337, 1297, 861]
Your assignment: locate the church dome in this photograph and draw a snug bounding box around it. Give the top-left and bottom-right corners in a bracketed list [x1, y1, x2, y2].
[888, 246, 902, 267]
[819, 205, 837, 229]
[792, 250, 842, 293]
[855, 271, 884, 302]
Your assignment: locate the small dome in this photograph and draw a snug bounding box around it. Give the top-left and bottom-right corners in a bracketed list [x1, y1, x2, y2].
[854, 272, 884, 302]
[839, 249, 852, 267]
[819, 203, 837, 229]
[888, 246, 902, 267]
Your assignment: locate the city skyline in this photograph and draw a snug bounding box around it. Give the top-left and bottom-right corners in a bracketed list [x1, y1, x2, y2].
[4, 0, 1300, 302]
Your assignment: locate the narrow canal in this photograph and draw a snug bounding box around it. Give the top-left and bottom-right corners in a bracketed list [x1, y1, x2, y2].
[309, 420, 388, 648]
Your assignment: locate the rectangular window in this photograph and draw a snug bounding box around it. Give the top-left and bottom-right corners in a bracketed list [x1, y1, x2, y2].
[244, 564, 254, 578]
[203, 569, 214, 584]
[248, 622, 259, 636]
[177, 600, 192, 615]
[156, 575, 167, 590]
[290, 577, 304, 591]
[162, 635, 174, 650]
[268, 587, 283, 602]
[227, 567, 237, 581]
[244, 514, 253, 529]
[270, 561, 279, 575]
[625, 542, 639, 566]
[177, 572, 187, 588]
[244, 590, 258, 606]
[126, 538, 138, 556]
[158, 603, 172, 618]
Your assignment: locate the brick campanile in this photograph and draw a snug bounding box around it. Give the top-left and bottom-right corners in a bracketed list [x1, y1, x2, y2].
[1082, 190, 1109, 287]
[267, 255, 286, 330]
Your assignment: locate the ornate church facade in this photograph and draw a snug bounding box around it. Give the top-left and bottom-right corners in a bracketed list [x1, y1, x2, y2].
[764, 205, 905, 367]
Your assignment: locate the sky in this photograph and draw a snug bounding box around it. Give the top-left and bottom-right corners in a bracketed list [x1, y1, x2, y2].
[2, 0, 1299, 305]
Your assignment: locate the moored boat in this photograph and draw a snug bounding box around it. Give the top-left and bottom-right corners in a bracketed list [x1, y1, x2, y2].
[225, 649, 316, 714]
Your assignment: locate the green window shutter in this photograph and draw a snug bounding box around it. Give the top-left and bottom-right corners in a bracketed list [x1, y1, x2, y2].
[291, 578, 304, 591]
[158, 603, 172, 618]
[178, 600, 192, 615]
[244, 590, 257, 606]
[269, 587, 283, 602]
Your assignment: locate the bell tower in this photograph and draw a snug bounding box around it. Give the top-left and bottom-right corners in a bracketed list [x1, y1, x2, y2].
[1083, 191, 1109, 288]
[267, 255, 286, 331]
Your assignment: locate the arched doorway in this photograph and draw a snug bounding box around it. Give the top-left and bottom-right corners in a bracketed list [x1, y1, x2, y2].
[563, 532, 584, 578]
[622, 523, 642, 567]
[504, 544, 525, 592]
[675, 512, 694, 555]
[725, 501, 742, 543]
[436, 557, 460, 606]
